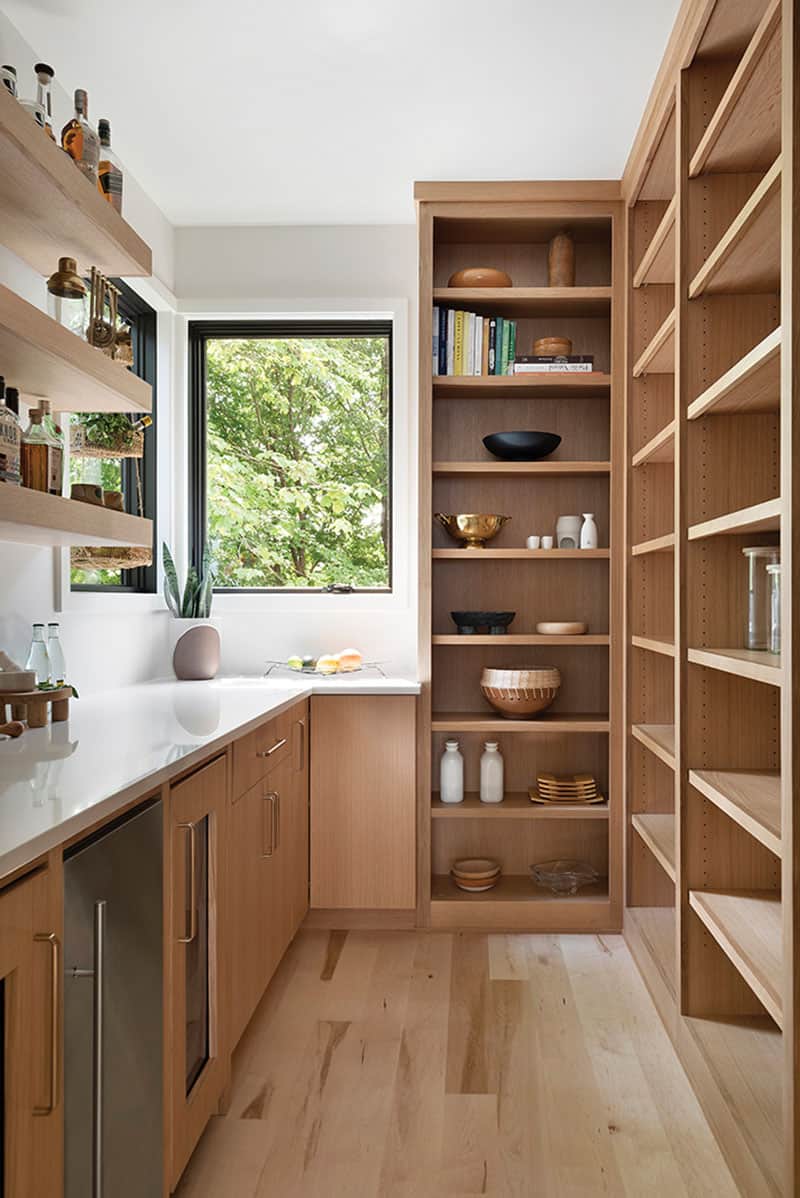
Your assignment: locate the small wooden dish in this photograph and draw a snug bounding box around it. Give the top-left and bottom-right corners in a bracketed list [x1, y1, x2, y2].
[533, 337, 572, 356]
[1, 686, 74, 728]
[448, 267, 513, 288]
[535, 621, 588, 636]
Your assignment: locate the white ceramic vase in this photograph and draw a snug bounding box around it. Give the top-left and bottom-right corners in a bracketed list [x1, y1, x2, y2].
[580, 513, 599, 549]
[168, 618, 221, 680]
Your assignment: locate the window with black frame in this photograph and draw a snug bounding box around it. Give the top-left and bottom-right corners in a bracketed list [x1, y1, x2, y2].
[70, 282, 157, 592]
[189, 321, 392, 592]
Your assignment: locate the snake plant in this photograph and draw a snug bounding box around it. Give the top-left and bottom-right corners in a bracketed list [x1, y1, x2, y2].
[162, 542, 214, 619]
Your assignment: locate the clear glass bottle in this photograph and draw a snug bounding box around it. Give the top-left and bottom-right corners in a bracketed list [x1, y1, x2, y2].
[47, 257, 88, 337]
[97, 119, 123, 213]
[742, 546, 780, 650]
[20, 63, 55, 138]
[1, 64, 17, 98]
[25, 624, 51, 685]
[767, 563, 781, 656]
[440, 739, 464, 804]
[21, 404, 63, 494]
[0, 380, 22, 486]
[479, 741, 504, 804]
[61, 88, 100, 182]
[47, 623, 66, 686]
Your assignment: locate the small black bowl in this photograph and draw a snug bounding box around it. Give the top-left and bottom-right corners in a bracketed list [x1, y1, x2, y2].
[483, 431, 561, 461]
[451, 611, 516, 635]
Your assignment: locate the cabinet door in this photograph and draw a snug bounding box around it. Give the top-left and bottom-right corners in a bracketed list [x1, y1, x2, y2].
[287, 706, 310, 934]
[0, 863, 62, 1198]
[168, 754, 228, 1191]
[311, 695, 416, 909]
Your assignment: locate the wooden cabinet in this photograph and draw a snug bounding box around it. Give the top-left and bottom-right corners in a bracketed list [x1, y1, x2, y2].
[0, 858, 62, 1197]
[167, 754, 228, 1191]
[229, 701, 309, 1048]
[310, 695, 416, 909]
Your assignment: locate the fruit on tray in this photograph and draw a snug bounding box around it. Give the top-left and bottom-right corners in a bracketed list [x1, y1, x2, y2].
[286, 647, 363, 675]
[338, 647, 362, 672]
[316, 654, 340, 675]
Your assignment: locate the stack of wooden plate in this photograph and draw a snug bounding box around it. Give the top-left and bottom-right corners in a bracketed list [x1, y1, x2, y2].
[450, 858, 501, 892]
[529, 773, 604, 805]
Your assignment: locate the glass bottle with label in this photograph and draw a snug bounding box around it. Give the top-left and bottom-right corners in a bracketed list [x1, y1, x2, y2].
[20, 63, 55, 138]
[22, 403, 63, 494]
[61, 88, 99, 182]
[97, 119, 123, 213]
[0, 380, 22, 485]
[25, 624, 51, 686]
[47, 624, 67, 686]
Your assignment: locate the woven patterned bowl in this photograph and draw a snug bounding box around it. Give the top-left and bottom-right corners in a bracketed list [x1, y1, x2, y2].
[480, 666, 561, 718]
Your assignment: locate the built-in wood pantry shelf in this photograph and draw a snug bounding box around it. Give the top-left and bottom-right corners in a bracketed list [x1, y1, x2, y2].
[689, 769, 781, 857]
[433, 548, 610, 560]
[631, 634, 675, 657]
[688, 328, 781, 419]
[631, 723, 676, 769]
[689, 0, 782, 177]
[632, 309, 675, 377]
[432, 374, 612, 398]
[632, 196, 676, 287]
[432, 461, 610, 477]
[431, 793, 609, 819]
[0, 486, 152, 549]
[627, 905, 676, 997]
[0, 285, 152, 414]
[0, 85, 151, 277]
[431, 873, 609, 903]
[631, 532, 675, 556]
[432, 634, 610, 646]
[433, 286, 612, 316]
[688, 497, 781, 540]
[688, 158, 781, 298]
[689, 889, 782, 1027]
[632, 421, 675, 466]
[687, 647, 782, 686]
[431, 712, 610, 733]
[632, 812, 676, 882]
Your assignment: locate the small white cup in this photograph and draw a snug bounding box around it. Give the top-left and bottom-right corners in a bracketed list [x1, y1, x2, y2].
[526, 535, 541, 550]
[541, 536, 554, 550]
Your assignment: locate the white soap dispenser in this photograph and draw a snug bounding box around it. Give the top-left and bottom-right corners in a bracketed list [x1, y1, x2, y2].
[440, 739, 464, 804]
[479, 741, 504, 804]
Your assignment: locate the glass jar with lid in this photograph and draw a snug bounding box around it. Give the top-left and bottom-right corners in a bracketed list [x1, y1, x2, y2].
[742, 546, 780, 650]
[767, 563, 781, 656]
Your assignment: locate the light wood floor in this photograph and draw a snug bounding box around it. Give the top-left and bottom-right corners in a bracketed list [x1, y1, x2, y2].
[175, 930, 740, 1197]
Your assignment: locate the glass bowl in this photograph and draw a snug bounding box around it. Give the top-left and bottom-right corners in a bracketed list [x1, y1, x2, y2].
[530, 859, 599, 896]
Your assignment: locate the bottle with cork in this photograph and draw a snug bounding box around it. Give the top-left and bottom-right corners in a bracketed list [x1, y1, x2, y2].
[21, 400, 63, 494]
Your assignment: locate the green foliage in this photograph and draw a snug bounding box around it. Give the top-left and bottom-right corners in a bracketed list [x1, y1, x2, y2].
[205, 336, 390, 590]
[69, 433, 124, 586]
[163, 542, 214, 618]
[77, 413, 139, 450]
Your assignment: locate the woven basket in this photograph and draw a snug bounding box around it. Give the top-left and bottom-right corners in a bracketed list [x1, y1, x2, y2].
[71, 546, 153, 572]
[481, 666, 561, 718]
[70, 425, 144, 460]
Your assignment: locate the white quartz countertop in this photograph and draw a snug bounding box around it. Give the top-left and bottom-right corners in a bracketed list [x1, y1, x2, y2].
[0, 674, 419, 881]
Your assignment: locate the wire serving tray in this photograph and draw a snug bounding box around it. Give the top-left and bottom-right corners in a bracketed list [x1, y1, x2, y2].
[263, 660, 388, 679]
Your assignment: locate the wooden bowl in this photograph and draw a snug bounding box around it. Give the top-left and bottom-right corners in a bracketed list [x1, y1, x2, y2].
[533, 337, 572, 357]
[448, 267, 512, 288]
[481, 667, 561, 718]
[452, 858, 501, 880]
[535, 621, 587, 636]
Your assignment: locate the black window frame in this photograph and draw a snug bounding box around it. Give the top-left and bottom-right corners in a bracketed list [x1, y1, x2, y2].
[188, 319, 394, 594]
[70, 280, 158, 594]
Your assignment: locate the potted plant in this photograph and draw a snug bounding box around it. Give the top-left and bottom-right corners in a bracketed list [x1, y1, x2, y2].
[162, 543, 220, 680]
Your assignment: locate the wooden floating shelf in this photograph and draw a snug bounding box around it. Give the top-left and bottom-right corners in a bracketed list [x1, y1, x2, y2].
[689, 889, 782, 1027]
[0, 285, 152, 414]
[688, 159, 781, 298]
[0, 486, 152, 549]
[431, 712, 610, 733]
[632, 309, 675, 377]
[631, 532, 675, 556]
[433, 286, 612, 316]
[688, 327, 781, 419]
[632, 812, 676, 882]
[632, 197, 676, 287]
[689, 0, 782, 177]
[689, 769, 781, 858]
[688, 497, 781, 540]
[688, 646, 782, 686]
[631, 723, 675, 769]
[631, 634, 676, 657]
[432, 374, 612, 398]
[431, 793, 609, 819]
[432, 634, 610, 646]
[0, 86, 151, 277]
[626, 906, 676, 997]
[432, 460, 611, 477]
[631, 421, 675, 467]
[433, 548, 610, 560]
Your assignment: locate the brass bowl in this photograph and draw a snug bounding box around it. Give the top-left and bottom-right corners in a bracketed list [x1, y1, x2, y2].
[435, 513, 511, 548]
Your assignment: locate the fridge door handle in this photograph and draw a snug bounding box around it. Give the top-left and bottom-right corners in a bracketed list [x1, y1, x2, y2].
[177, 821, 197, 944]
[92, 899, 106, 1198]
[33, 931, 60, 1116]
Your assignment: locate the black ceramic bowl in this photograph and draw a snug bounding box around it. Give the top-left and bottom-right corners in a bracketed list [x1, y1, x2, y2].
[482, 431, 562, 461]
[451, 611, 516, 635]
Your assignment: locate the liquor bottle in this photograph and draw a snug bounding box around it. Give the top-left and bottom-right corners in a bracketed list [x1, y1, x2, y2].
[1, 64, 17, 98]
[47, 624, 67, 686]
[40, 400, 63, 493]
[0, 380, 22, 485]
[20, 63, 55, 138]
[97, 119, 123, 212]
[61, 88, 99, 182]
[21, 404, 63, 494]
[25, 624, 51, 686]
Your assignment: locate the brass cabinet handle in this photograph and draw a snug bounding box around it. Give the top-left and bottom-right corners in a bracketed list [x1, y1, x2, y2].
[33, 931, 59, 1117]
[262, 792, 277, 857]
[257, 737, 287, 759]
[177, 822, 197, 944]
[275, 790, 281, 851]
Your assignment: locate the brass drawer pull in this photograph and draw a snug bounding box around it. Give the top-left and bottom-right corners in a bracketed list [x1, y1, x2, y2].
[257, 737, 287, 759]
[262, 792, 278, 857]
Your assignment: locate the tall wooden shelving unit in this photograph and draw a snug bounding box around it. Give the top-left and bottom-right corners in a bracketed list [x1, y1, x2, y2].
[622, 0, 798, 1193]
[416, 183, 625, 933]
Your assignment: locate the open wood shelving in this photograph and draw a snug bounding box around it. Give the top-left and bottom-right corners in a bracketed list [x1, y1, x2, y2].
[432, 373, 612, 398]
[0, 485, 152, 549]
[689, 889, 782, 1027]
[632, 812, 676, 881]
[632, 196, 677, 288]
[688, 158, 781, 298]
[631, 723, 676, 769]
[431, 793, 609, 819]
[632, 309, 676, 376]
[689, 769, 781, 857]
[687, 327, 780, 418]
[432, 286, 612, 316]
[687, 497, 780, 540]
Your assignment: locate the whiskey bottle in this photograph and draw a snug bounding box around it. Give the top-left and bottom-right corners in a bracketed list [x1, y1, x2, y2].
[0, 380, 22, 486]
[61, 88, 99, 182]
[97, 119, 123, 212]
[21, 403, 62, 495]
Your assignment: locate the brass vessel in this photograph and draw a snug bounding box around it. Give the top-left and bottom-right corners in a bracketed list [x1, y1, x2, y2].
[435, 513, 511, 548]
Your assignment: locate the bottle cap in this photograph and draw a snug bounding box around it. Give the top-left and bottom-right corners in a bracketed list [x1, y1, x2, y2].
[445, 739, 459, 749]
[34, 63, 54, 80]
[98, 118, 111, 143]
[33, 623, 44, 628]
[5, 387, 19, 415]
[74, 88, 88, 114]
[484, 741, 499, 750]
[47, 257, 86, 299]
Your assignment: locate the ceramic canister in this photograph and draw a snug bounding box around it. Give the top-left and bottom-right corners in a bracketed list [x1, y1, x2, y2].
[556, 515, 582, 549]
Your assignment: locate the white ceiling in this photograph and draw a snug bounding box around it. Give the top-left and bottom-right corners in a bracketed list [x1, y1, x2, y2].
[4, 0, 680, 227]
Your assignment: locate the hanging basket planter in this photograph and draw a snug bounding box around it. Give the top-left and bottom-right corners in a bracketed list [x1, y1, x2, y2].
[70, 546, 153, 572]
[70, 424, 144, 460]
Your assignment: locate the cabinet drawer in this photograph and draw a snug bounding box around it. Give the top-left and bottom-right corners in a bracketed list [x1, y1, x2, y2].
[232, 704, 295, 798]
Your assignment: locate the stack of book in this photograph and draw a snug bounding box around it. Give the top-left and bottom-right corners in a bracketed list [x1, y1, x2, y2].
[513, 354, 594, 374]
[433, 307, 518, 376]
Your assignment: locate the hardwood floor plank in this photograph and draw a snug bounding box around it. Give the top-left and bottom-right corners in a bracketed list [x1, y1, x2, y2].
[320, 929, 348, 980]
[487, 934, 530, 980]
[438, 1094, 499, 1193]
[446, 933, 497, 1094]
